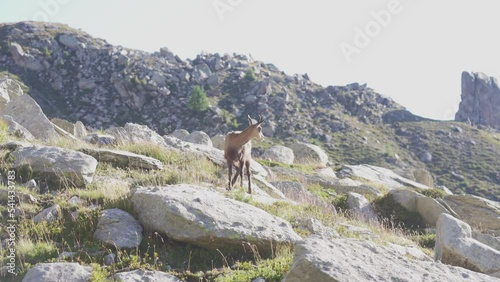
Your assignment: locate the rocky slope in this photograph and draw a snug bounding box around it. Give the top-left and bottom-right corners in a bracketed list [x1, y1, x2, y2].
[0, 21, 499, 202]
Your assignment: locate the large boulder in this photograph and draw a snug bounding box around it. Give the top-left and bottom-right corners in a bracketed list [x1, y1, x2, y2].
[106, 123, 168, 146]
[1, 94, 58, 141]
[346, 192, 377, 222]
[113, 269, 181, 282]
[211, 134, 225, 150]
[22, 263, 93, 282]
[79, 148, 163, 170]
[289, 142, 328, 166]
[389, 189, 450, 226]
[443, 195, 500, 236]
[0, 77, 24, 109]
[435, 213, 500, 278]
[455, 71, 500, 130]
[169, 129, 190, 140]
[6, 143, 97, 187]
[131, 184, 301, 253]
[284, 236, 498, 282]
[261, 145, 294, 165]
[182, 130, 213, 147]
[0, 115, 35, 141]
[94, 209, 143, 248]
[338, 164, 431, 190]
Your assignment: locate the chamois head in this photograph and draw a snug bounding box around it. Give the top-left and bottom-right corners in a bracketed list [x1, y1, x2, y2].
[246, 115, 265, 141]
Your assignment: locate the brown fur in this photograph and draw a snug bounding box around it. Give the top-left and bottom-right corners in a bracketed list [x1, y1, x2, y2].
[223, 116, 264, 193]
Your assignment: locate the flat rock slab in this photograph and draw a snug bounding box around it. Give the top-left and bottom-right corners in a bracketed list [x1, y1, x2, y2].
[113, 269, 182, 282]
[284, 236, 498, 282]
[22, 263, 93, 282]
[80, 148, 163, 170]
[443, 194, 500, 236]
[338, 164, 431, 190]
[131, 184, 300, 253]
[7, 143, 97, 187]
[94, 208, 143, 248]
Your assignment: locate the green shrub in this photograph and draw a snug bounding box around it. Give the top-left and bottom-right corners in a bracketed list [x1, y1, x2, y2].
[188, 85, 208, 112]
[412, 233, 436, 249]
[244, 68, 256, 81]
[415, 188, 446, 199]
[372, 194, 425, 231]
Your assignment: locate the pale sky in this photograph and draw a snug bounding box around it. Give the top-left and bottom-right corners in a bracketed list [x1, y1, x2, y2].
[1, 0, 499, 120]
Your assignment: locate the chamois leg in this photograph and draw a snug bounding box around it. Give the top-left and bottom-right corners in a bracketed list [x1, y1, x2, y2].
[231, 166, 240, 186]
[245, 161, 252, 194]
[239, 160, 244, 187]
[227, 162, 233, 191]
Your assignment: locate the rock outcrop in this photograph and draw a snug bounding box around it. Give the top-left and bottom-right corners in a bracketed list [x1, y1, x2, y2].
[130, 184, 301, 253]
[435, 213, 500, 278]
[113, 269, 182, 282]
[94, 208, 143, 248]
[1, 94, 59, 140]
[261, 145, 295, 165]
[22, 263, 93, 282]
[79, 148, 163, 170]
[443, 194, 500, 236]
[455, 71, 500, 130]
[389, 189, 450, 226]
[285, 236, 497, 282]
[4, 142, 98, 187]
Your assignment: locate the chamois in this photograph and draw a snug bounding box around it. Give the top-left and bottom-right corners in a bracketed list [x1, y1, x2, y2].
[223, 115, 264, 194]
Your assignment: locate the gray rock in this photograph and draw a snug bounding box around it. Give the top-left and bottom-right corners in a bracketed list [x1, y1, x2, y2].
[338, 164, 431, 190]
[271, 181, 327, 208]
[58, 34, 81, 50]
[251, 277, 266, 282]
[473, 231, 500, 252]
[131, 184, 301, 252]
[51, 118, 75, 135]
[22, 263, 93, 282]
[74, 121, 88, 138]
[284, 236, 498, 282]
[455, 71, 500, 130]
[103, 253, 116, 265]
[346, 192, 377, 222]
[113, 269, 181, 282]
[169, 129, 190, 139]
[290, 142, 328, 166]
[443, 194, 500, 236]
[33, 205, 60, 223]
[315, 167, 337, 179]
[413, 168, 434, 187]
[9, 42, 43, 71]
[94, 208, 143, 248]
[210, 134, 225, 150]
[82, 133, 116, 146]
[302, 218, 339, 238]
[106, 123, 168, 146]
[0, 115, 35, 141]
[435, 213, 500, 278]
[79, 148, 163, 170]
[419, 151, 433, 163]
[0, 77, 24, 108]
[261, 145, 294, 165]
[1, 95, 59, 141]
[183, 130, 213, 147]
[9, 144, 98, 187]
[389, 189, 450, 226]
